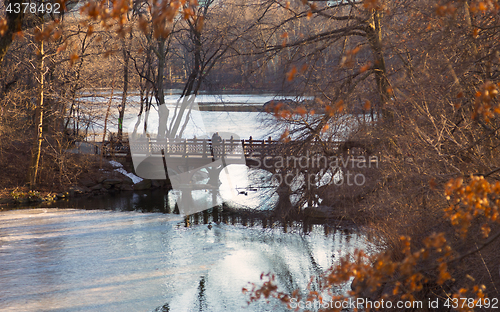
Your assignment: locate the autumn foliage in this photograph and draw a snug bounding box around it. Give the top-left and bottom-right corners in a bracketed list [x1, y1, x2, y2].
[245, 0, 500, 310]
[245, 169, 500, 312]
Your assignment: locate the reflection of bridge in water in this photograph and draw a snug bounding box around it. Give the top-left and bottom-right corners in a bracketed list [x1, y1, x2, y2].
[177, 205, 360, 235]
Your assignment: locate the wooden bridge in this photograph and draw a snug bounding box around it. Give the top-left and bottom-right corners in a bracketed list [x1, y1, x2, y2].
[109, 137, 347, 161]
[101, 136, 374, 179]
[106, 136, 374, 185]
[100, 136, 373, 215]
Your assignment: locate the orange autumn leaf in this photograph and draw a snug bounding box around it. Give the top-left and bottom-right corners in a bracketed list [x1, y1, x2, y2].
[473, 28, 479, 38]
[87, 25, 94, 36]
[325, 105, 334, 117]
[183, 7, 194, 20]
[481, 223, 491, 238]
[56, 44, 67, 54]
[429, 178, 436, 190]
[69, 53, 80, 66]
[286, 66, 297, 81]
[335, 99, 344, 112]
[0, 18, 7, 36]
[363, 0, 384, 10]
[360, 62, 372, 73]
[280, 129, 290, 142]
[364, 100, 371, 110]
[273, 102, 284, 114]
[295, 107, 307, 117]
[279, 110, 291, 119]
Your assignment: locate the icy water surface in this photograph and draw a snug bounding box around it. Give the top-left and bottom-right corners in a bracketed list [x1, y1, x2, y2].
[0, 208, 370, 312]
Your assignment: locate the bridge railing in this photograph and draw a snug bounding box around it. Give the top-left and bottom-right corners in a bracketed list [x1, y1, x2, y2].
[129, 138, 245, 158]
[106, 137, 346, 158]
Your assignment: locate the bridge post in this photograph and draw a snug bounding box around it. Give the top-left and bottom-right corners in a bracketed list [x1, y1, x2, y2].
[203, 139, 207, 158]
[203, 210, 209, 224]
[212, 206, 219, 223]
[261, 139, 266, 163]
[212, 188, 217, 208]
[267, 136, 272, 156]
[147, 136, 151, 155]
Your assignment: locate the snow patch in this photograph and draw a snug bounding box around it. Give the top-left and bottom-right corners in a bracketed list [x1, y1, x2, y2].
[109, 160, 123, 168]
[108, 160, 143, 184]
[114, 168, 143, 184]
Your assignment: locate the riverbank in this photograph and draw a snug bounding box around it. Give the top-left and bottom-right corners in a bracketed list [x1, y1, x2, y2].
[0, 151, 170, 209]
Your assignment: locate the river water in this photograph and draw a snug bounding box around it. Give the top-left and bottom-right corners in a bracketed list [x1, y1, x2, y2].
[0, 192, 372, 312]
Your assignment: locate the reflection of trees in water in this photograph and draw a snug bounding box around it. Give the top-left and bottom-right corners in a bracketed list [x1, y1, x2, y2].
[150, 206, 361, 312]
[152, 303, 170, 312]
[268, 234, 325, 296]
[196, 276, 207, 312]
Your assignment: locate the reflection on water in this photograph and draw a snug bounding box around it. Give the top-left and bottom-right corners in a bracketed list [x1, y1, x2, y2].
[0, 197, 372, 312]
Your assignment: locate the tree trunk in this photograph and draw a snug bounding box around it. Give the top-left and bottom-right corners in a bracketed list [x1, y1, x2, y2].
[170, 24, 202, 138]
[367, 10, 392, 121]
[28, 36, 44, 189]
[102, 83, 115, 144]
[118, 38, 129, 141]
[156, 38, 168, 138]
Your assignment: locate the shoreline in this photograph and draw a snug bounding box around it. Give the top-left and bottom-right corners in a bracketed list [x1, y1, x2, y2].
[0, 183, 363, 228]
